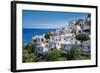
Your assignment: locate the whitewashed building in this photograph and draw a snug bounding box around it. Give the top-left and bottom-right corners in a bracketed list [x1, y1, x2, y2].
[32, 15, 91, 55]
[68, 18, 91, 55]
[32, 35, 49, 55]
[49, 27, 81, 52]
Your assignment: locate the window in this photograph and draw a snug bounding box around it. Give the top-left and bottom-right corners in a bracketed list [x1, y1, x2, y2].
[58, 43, 59, 45]
[38, 47, 43, 52]
[75, 41, 77, 44]
[78, 30, 81, 34]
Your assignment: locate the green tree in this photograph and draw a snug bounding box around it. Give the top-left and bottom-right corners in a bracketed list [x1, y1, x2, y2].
[23, 50, 39, 62]
[69, 48, 80, 60]
[22, 43, 39, 62]
[47, 49, 60, 61]
[79, 55, 91, 60]
[46, 49, 67, 61]
[44, 32, 52, 40]
[76, 34, 90, 47]
[24, 43, 37, 53]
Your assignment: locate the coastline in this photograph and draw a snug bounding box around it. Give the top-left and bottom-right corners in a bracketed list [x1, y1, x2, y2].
[23, 28, 56, 43]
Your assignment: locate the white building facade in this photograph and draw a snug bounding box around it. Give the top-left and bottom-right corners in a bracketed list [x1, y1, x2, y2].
[32, 15, 91, 55]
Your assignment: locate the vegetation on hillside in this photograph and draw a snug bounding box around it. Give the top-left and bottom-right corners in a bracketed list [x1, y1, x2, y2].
[23, 43, 90, 63]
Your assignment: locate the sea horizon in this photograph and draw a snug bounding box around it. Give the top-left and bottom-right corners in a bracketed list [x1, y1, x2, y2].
[22, 28, 56, 44]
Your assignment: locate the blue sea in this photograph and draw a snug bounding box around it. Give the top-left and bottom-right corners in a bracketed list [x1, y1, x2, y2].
[23, 28, 56, 43]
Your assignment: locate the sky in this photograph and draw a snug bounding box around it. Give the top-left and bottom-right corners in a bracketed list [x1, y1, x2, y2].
[22, 10, 89, 29]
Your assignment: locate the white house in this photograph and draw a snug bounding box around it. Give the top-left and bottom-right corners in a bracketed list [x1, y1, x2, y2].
[49, 28, 81, 52]
[69, 18, 91, 55]
[81, 40, 91, 55]
[32, 35, 49, 55]
[32, 15, 91, 55]
[36, 42, 49, 55]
